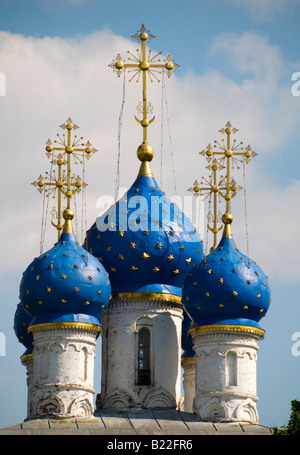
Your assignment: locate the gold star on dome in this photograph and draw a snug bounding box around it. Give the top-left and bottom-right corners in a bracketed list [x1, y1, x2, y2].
[119, 231, 125, 236]
[179, 245, 184, 251]
[130, 242, 136, 249]
[36, 275, 40, 280]
[131, 265, 138, 271]
[167, 254, 174, 261]
[118, 254, 124, 260]
[74, 287, 79, 293]
[156, 242, 162, 249]
[46, 287, 51, 293]
[143, 252, 150, 259]
[173, 269, 179, 274]
[88, 276, 93, 281]
[153, 266, 160, 272]
[61, 299, 67, 303]
[111, 267, 117, 272]
[233, 291, 238, 296]
[85, 301, 90, 305]
[185, 258, 191, 264]
[61, 274, 67, 279]
[98, 290, 102, 295]
[107, 245, 112, 251]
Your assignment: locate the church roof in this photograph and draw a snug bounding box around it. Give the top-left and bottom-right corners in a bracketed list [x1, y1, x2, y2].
[19, 214, 111, 328]
[0, 409, 273, 435]
[182, 215, 271, 330]
[13, 302, 33, 356]
[85, 174, 203, 296]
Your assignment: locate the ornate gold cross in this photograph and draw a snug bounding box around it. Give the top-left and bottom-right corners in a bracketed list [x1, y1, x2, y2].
[109, 25, 179, 176]
[32, 118, 97, 238]
[200, 122, 257, 213]
[189, 122, 256, 251]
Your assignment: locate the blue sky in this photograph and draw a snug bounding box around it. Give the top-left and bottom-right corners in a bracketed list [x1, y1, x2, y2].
[0, 0, 299, 429]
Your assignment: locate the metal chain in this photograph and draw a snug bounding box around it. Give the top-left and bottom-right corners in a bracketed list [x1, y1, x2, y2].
[162, 72, 177, 196]
[115, 71, 126, 202]
[243, 157, 250, 262]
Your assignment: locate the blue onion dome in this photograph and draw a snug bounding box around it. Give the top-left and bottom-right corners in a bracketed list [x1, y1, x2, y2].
[182, 212, 271, 331]
[181, 308, 195, 359]
[14, 302, 33, 356]
[84, 170, 203, 298]
[19, 209, 111, 328]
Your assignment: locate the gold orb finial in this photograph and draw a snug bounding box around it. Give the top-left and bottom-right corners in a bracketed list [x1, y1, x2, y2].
[222, 211, 233, 238]
[137, 141, 154, 162]
[62, 209, 74, 234]
[137, 141, 154, 178]
[63, 208, 74, 220]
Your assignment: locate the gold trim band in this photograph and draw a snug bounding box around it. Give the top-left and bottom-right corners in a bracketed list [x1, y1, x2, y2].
[28, 321, 102, 334]
[188, 324, 265, 338]
[181, 356, 195, 364]
[111, 292, 182, 305]
[21, 353, 34, 364]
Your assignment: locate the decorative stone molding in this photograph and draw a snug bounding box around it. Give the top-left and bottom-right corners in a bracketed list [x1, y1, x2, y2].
[181, 357, 195, 413]
[101, 388, 133, 409]
[143, 386, 177, 409]
[29, 323, 99, 419]
[193, 395, 259, 424]
[21, 353, 34, 420]
[191, 324, 262, 424]
[100, 296, 183, 410]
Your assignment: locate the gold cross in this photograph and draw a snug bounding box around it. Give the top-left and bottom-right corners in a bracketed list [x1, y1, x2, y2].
[109, 25, 179, 176]
[189, 122, 255, 251]
[188, 159, 229, 252]
[32, 118, 97, 238]
[200, 122, 257, 213]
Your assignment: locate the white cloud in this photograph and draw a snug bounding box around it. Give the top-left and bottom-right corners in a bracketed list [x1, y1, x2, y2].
[0, 28, 299, 287]
[227, 0, 300, 19]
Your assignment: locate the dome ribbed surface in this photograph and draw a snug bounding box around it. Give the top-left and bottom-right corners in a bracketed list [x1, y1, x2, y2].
[19, 231, 111, 326]
[84, 175, 203, 296]
[182, 236, 271, 329]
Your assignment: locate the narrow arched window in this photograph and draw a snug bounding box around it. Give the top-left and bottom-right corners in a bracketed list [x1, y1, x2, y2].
[137, 328, 151, 385]
[226, 351, 237, 387]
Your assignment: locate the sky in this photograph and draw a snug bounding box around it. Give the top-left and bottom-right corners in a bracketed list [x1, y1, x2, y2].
[0, 0, 300, 429]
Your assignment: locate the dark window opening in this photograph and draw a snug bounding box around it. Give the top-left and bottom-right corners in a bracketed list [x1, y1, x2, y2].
[137, 328, 151, 385]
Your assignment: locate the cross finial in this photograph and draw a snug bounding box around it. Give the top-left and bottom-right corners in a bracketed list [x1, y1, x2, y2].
[202, 121, 256, 214]
[109, 25, 179, 177]
[189, 122, 256, 252]
[32, 118, 97, 240]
